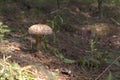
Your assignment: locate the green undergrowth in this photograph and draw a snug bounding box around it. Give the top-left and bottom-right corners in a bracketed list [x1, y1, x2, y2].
[0, 55, 36, 80]
[0, 55, 58, 80]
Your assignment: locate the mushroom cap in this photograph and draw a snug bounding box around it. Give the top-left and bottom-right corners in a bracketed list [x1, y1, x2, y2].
[28, 24, 53, 35]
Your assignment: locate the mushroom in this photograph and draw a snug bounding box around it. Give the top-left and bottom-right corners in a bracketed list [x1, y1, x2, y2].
[28, 24, 53, 50]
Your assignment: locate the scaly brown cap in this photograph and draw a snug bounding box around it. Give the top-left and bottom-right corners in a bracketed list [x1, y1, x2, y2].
[28, 24, 53, 35]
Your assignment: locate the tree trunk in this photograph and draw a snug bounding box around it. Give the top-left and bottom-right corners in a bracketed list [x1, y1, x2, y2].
[98, 0, 103, 19]
[57, 0, 60, 9]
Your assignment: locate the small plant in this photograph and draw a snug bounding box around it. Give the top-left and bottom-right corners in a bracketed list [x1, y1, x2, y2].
[88, 39, 107, 67]
[79, 38, 120, 71]
[50, 47, 76, 64]
[48, 15, 63, 32]
[0, 22, 11, 43]
[47, 15, 63, 44]
[79, 39, 109, 69]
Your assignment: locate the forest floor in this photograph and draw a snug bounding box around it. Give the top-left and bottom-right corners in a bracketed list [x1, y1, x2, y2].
[0, 1, 120, 80]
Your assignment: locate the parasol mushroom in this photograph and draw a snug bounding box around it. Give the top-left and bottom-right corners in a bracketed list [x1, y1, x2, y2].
[28, 24, 53, 50]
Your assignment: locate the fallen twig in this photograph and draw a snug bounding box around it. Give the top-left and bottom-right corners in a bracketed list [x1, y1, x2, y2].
[95, 56, 120, 80]
[111, 18, 120, 26]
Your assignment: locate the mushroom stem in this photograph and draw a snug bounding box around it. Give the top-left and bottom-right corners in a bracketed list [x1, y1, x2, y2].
[36, 35, 42, 50]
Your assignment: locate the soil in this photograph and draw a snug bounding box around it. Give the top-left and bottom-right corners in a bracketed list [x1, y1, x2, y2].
[0, 1, 120, 80]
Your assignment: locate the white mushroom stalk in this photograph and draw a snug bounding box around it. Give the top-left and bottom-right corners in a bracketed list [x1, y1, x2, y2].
[28, 24, 53, 50]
